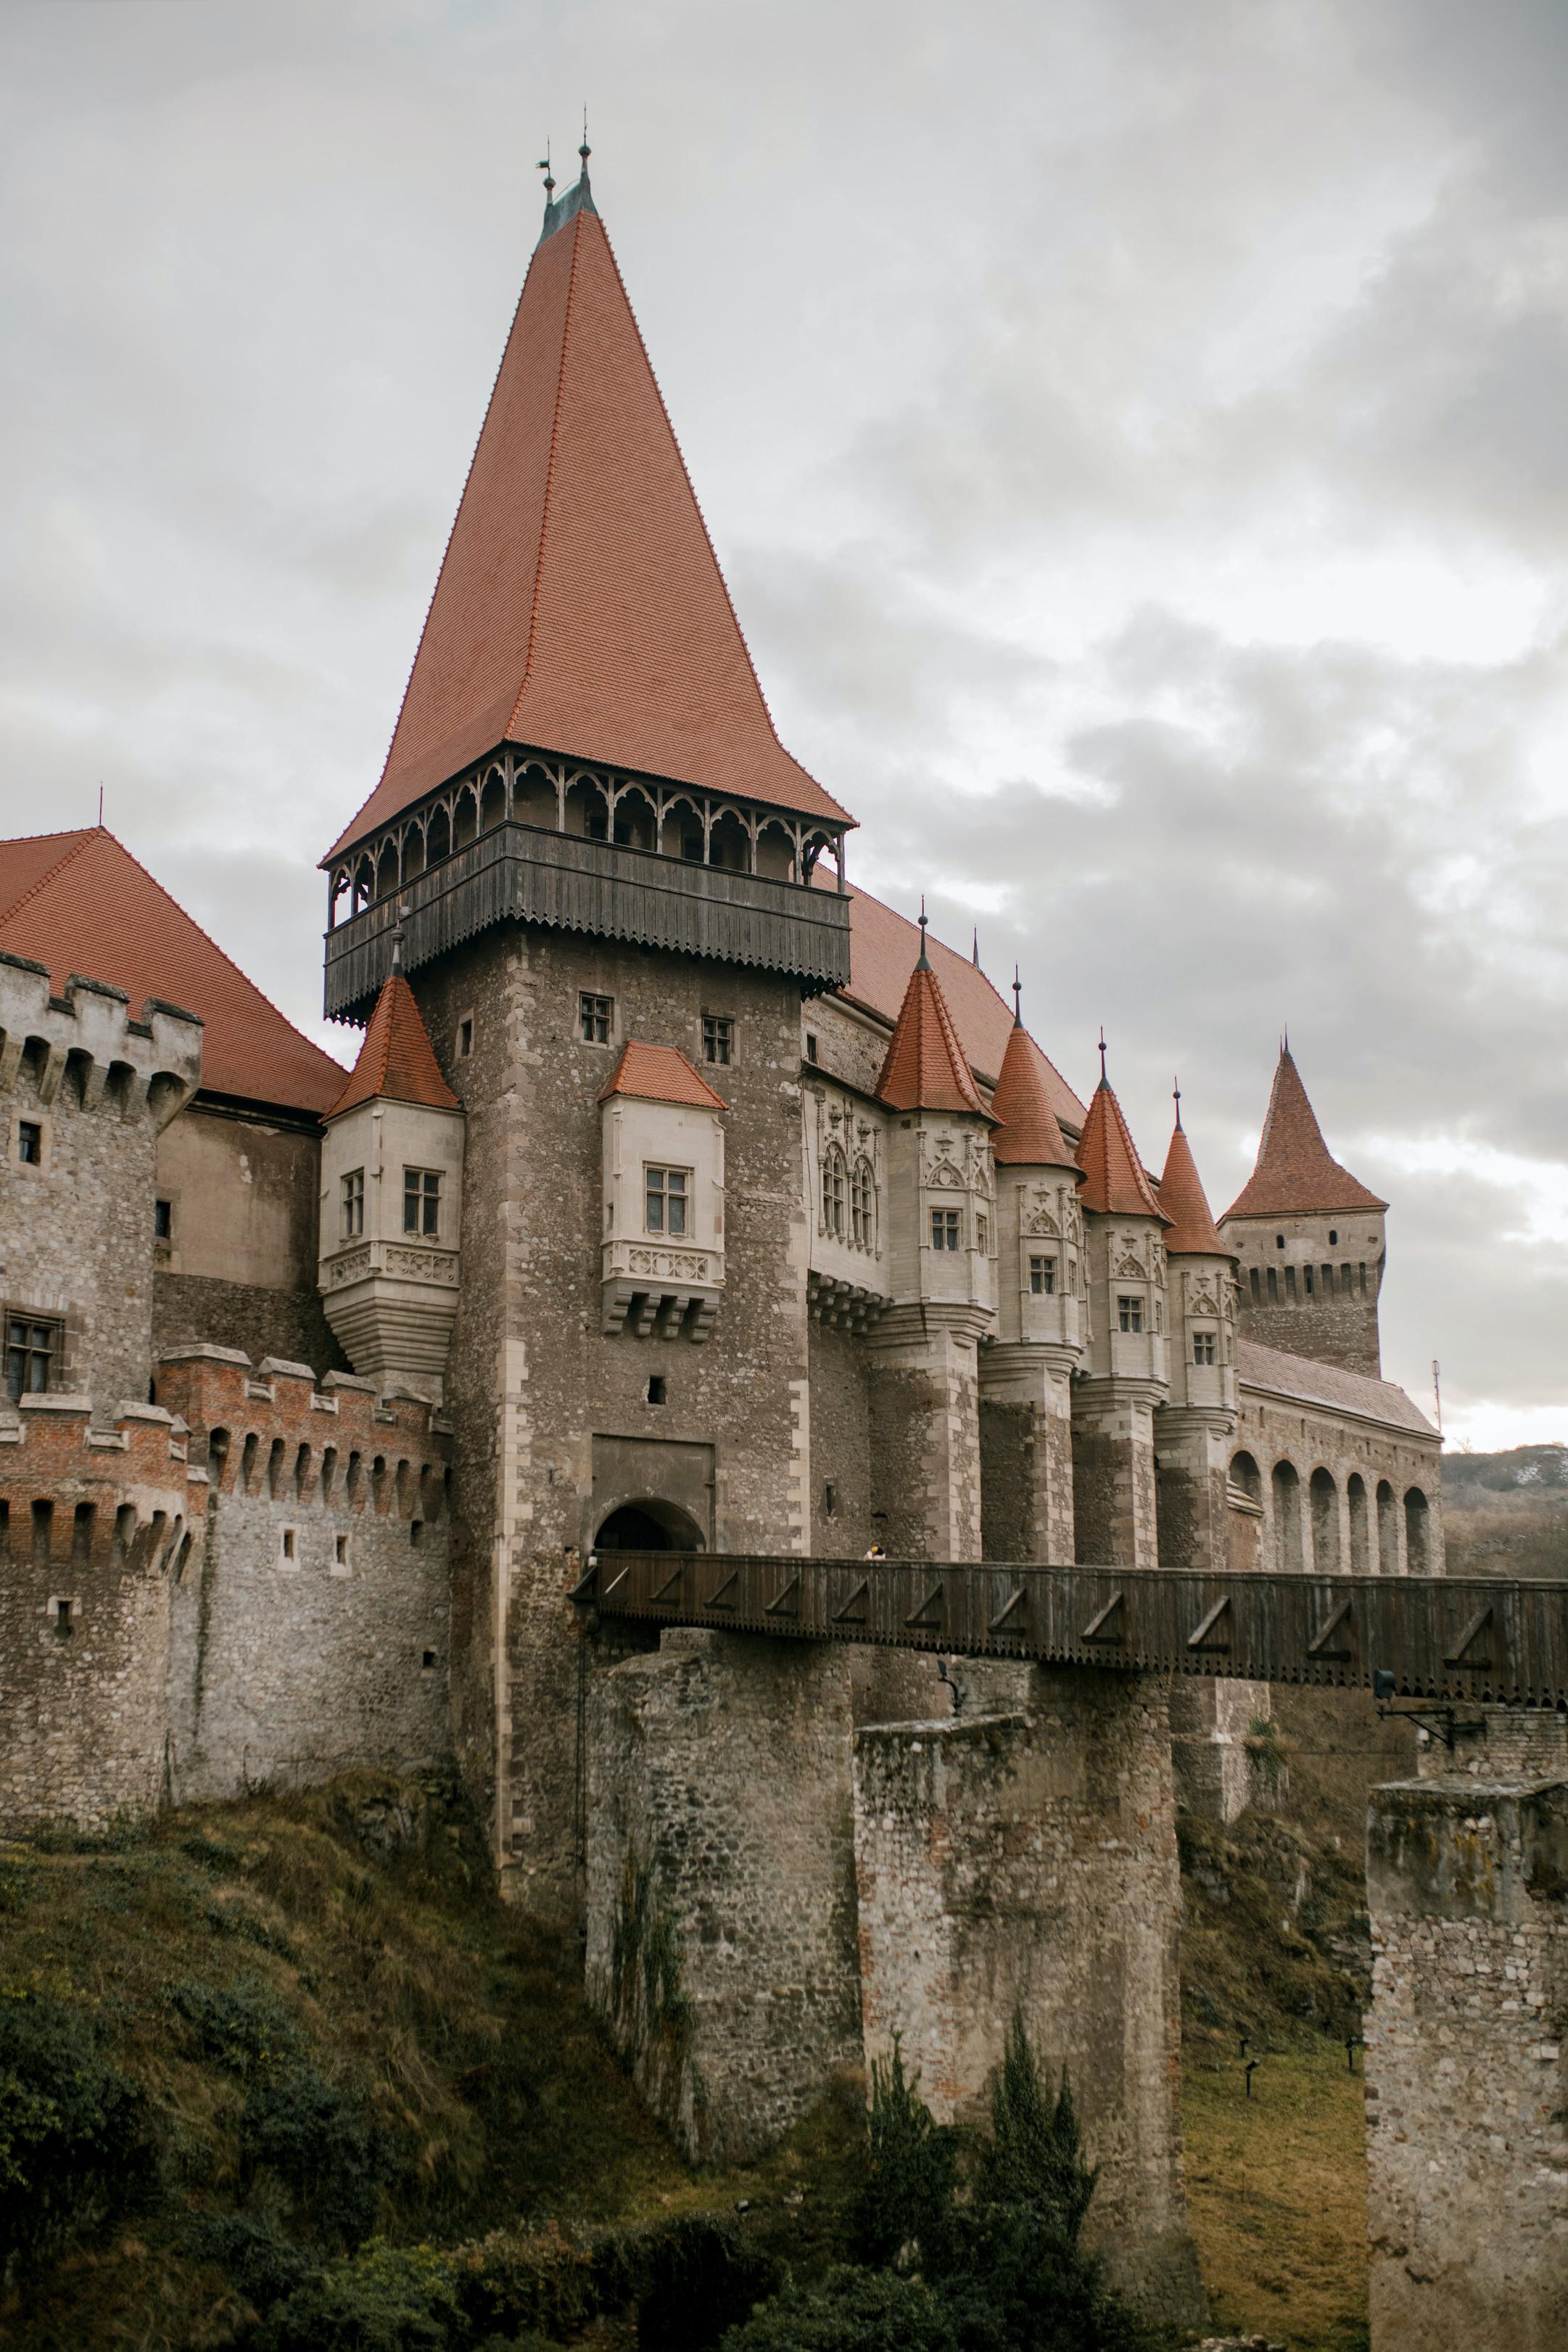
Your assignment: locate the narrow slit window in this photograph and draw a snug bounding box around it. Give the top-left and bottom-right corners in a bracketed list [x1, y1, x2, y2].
[154, 1198, 173, 1240]
[341, 1168, 365, 1241]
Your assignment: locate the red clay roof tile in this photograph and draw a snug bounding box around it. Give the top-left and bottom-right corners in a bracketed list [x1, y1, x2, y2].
[991, 1018, 1076, 1167]
[1076, 1078, 1168, 1220]
[1224, 1048, 1387, 1220]
[874, 941, 992, 1118]
[1157, 1114, 1231, 1255]
[597, 1040, 728, 1111]
[0, 827, 345, 1116]
[328, 972, 459, 1118]
[327, 197, 847, 863]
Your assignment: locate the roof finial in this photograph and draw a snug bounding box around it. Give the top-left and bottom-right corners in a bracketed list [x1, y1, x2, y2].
[537, 142, 556, 208]
[1173, 1074, 1183, 1131]
[1098, 1026, 1107, 1086]
[579, 107, 591, 177]
[972, 926, 980, 968]
[1012, 965, 1023, 1027]
[915, 897, 931, 971]
[1282, 1021, 1290, 1056]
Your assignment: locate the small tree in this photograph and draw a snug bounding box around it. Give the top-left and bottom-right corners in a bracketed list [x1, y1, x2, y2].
[978, 2012, 1099, 2248]
[849, 2036, 957, 2270]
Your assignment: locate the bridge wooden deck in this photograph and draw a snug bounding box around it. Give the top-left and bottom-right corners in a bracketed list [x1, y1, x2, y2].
[575, 1551, 1568, 1709]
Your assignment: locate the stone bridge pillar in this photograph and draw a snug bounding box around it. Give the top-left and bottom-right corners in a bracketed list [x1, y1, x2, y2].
[852, 1667, 1206, 2330]
[1366, 1708, 1568, 2351]
[584, 1627, 862, 2164]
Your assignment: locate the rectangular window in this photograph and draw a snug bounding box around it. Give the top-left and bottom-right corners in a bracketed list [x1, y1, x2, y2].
[17, 1121, 42, 1166]
[456, 1016, 474, 1058]
[1304, 1265, 1315, 1296]
[931, 1209, 961, 1251]
[976, 1214, 989, 1253]
[154, 1198, 173, 1240]
[1029, 1255, 1056, 1294]
[645, 1166, 688, 1237]
[1250, 1266, 1261, 1303]
[701, 1014, 733, 1066]
[403, 1167, 440, 1238]
[1118, 1296, 1143, 1333]
[804, 1034, 818, 1064]
[5, 1316, 57, 1401]
[341, 1168, 365, 1241]
[1193, 1331, 1216, 1365]
[579, 992, 613, 1044]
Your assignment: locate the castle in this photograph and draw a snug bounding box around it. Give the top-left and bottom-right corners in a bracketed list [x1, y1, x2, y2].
[0, 151, 1440, 1856]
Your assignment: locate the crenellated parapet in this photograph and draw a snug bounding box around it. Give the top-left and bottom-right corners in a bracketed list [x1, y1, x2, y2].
[0, 948, 202, 1131]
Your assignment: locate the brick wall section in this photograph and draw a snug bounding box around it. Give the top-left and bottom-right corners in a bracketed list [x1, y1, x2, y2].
[155, 1348, 451, 1800]
[0, 1397, 202, 1827]
[1366, 1714, 1568, 2352]
[851, 1669, 1205, 2328]
[153, 1271, 348, 1382]
[412, 929, 813, 1918]
[585, 1628, 862, 2163]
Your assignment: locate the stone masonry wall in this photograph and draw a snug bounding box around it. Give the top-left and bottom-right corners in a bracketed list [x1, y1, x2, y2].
[1072, 1389, 1160, 1568]
[1366, 1716, 1568, 2352]
[411, 928, 815, 1918]
[156, 1348, 450, 1801]
[852, 1669, 1205, 2327]
[585, 1628, 862, 2163]
[154, 1271, 347, 1385]
[0, 1394, 202, 1827]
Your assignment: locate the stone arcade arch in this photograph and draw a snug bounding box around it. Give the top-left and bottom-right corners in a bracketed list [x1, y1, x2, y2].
[1404, 1485, 1430, 1576]
[1271, 1459, 1303, 1573]
[1348, 1472, 1370, 1574]
[1310, 1466, 1340, 1574]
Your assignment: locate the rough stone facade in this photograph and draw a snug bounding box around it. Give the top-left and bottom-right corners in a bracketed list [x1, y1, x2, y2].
[1365, 1711, 1568, 2352]
[852, 1669, 1205, 2327]
[585, 1628, 862, 2162]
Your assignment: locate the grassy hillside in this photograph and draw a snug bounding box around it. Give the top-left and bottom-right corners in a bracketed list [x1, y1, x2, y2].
[0, 1765, 1380, 2351]
[1443, 1442, 1568, 1576]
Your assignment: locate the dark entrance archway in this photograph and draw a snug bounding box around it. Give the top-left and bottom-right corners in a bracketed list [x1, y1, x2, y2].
[593, 1499, 706, 1552]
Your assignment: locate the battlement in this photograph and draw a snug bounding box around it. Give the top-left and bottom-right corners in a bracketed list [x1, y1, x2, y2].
[0, 948, 202, 1130]
[0, 1393, 201, 1571]
[154, 1344, 450, 1522]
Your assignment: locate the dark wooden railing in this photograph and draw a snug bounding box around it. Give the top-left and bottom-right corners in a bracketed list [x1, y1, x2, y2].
[574, 1552, 1568, 1708]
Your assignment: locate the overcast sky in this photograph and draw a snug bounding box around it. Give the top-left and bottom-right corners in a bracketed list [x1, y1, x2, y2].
[3, 0, 1566, 1449]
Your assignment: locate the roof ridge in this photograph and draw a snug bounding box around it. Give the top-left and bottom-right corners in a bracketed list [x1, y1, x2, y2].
[514, 207, 587, 715]
[0, 826, 97, 928]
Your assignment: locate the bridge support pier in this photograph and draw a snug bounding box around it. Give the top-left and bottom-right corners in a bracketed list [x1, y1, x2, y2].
[584, 1627, 862, 2164]
[1366, 1708, 1568, 2352]
[852, 1667, 1206, 2329]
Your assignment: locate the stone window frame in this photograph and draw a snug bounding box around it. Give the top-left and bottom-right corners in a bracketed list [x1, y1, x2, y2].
[7, 1110, 51, 1172]
[403, 1166, 442, 1239]
[278, 1526, 300, 1569]
[1192, 1328, 1218, 1365]
[931, 1208, 962, 1252]
[700, 1011, 735, 1068]
[1029, 1253, 1056, 1295]
[579, 990, 615, 1046]
[341, 1167, 366, 1241]
[455, 1010, 475, 1061]
[821, 1144, 847, 1239]
[331, 1531, 351, 1578]
[644, 1163, 690, 1238]
[4, 1307, 64, 1402]
[1117, 1294, 1144, 1333]
[850, 1156, 875, 1251]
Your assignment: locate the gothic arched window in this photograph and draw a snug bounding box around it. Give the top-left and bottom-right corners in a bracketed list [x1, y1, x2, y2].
[851, 1157, 875, 1250]
[822, 1146, 846, 1239]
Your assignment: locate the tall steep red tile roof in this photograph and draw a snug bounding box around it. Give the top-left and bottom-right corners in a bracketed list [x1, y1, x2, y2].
[1076, 1076, 1168, 1220]
[1157, 1107, 1231, 1256]
[597, 1040, 728, 1111]
[822, 878, 1086, 1129]
[991, 1013, 1076, 1167]
[0, 827, 345, 1116]
[1224, 1046, 1387, 1220]
[327, 181, 848, 863]
[874, 932, 992, 1118]
[328, 971, 459, 1119]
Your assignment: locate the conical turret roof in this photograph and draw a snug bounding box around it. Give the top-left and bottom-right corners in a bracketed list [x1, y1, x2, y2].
[1158, 1103, 1231, 1256]
[991, 1011, 1076, 1167]
[327, 172, 849, 861]
[1076, 1072, 1168, 1220]
[1224, 1046, 1387, 1219]
[328, 971, 459, 1119]
[875, 932, 991, 1118]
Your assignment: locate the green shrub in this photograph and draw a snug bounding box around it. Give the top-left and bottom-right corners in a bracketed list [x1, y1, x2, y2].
[629, 2213, 779, 2350]
[720, 2264, 958, 2351]
[241, 2063, 394, 2249]
[257, 2240, 466, 2352]
[0, 1989, 149, 2271]
[168, 1976, 298, 2077]
[190, 2208, 313, 2313]
[850, 2036, 957, 2270]
[976, 2012, 1098, 2247]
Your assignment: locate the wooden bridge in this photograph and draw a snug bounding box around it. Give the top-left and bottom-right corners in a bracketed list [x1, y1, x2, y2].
[576, 1551, 1568, 1709]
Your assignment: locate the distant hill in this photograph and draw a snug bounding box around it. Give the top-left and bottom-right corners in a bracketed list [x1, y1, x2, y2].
[1443, 1443, 1568, 1578]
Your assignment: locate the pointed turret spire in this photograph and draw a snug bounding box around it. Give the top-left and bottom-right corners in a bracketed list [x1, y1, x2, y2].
[1158, 1091, 1231, 1255]
[1223, 1043, 1386, 1220]
[875, 939, 991, 1117]
[328, 972, 460, 1119]
[991, 982, 1076, 1167]
[1076, 1053, 1168, 1220]
[328, 177, 849, 862]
